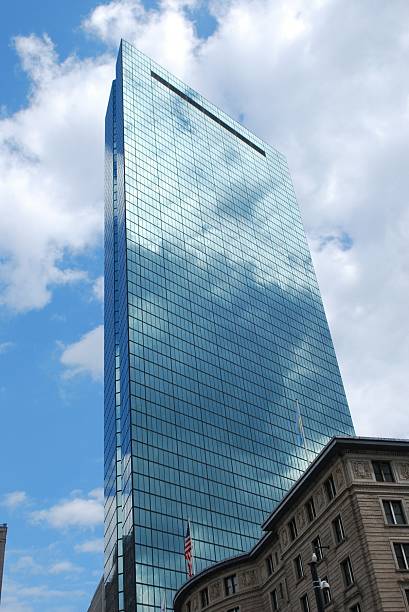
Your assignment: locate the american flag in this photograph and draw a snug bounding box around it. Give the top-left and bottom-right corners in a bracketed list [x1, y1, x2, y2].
[184, 522, 194, 578]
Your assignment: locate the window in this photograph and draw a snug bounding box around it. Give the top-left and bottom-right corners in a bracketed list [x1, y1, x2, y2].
[405, 588, 409, 605]
[300, 594, 310, 612]
[332, 515, 346, 543]
[322, 575, 331, 605]
[275, 551, 279, 566]
[288, 517, 298, 541]
[294, 554, 304, 579]
[186, 603, 191, 612]
[383, 500, 407, 525]
[279, 582, 284, 599]
[227, 608, 240, 612]
[271, 589, 278, 611]
[373, 460, 394, 482]
[349, 604, 361, 612]
[305, 497, 316, 522]
[394, 543, 409, 570]
[266, 554, 274, 576]
[312, 535, 323, 561]
[341, 557, 355, 587]
[224, 574, 238, 596]
[324, 475, 336, 501]
[200, 588, 209, 608]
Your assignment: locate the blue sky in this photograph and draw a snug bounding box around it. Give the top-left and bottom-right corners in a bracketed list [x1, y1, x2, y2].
[0, 0, 106, 600]
[1, 1, 409, 610]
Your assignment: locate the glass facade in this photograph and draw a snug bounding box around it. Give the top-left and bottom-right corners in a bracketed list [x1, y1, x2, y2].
[104, 40, 354, 612]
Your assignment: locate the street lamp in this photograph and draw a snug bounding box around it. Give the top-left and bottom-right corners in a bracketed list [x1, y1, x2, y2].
[309, 553, 330, 612]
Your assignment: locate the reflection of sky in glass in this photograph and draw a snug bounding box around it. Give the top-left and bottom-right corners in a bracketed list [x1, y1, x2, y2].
[105, 40, 355, 610]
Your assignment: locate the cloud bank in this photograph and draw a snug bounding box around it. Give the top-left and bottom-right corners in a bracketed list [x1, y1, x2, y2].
[1, 491, 28, 509]
[31, 488, 104, 529]
[1, 0, 408, 441]
[60, 325, 104, 380]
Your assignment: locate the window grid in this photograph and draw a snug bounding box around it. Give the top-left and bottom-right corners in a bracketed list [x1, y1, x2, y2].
[312, 535, 323, 562]
[383, 500, 407, 525]
[105, 39, 356, 610]
[300, 593, 310, 612]
[294, 554, 304, 579]
[200, 588, 209, 608]
[341, 557, 355, 587]
[266, 554, 274, 576]
[332, 515, 345, 544]
[288, 518, 298, 541]
[224, 574, 238, 596]
[324, 475, 336, 502]
[305, 497, 316, 522]
[373, 461, 394, 482]
[394, 543, 409, 570]
[271, 588, 278, 610]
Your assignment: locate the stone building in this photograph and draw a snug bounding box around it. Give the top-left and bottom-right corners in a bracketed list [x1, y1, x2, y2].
[174, 437, 409, 612]
[88, 577, 105, 612]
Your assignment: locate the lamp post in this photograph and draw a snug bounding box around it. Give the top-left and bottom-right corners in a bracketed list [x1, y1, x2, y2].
[309, 553, 324, 612]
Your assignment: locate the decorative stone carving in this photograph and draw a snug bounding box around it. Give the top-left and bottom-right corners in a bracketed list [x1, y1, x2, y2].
[239, 569, 258, 588]
[351, 460, 372, 480]
[335, 464, 345, 489]
[398, 462, 409, 480]
[297, 506, 306, 529]
[316, 486, 325, 509]
[192, 595, 199, 611]
[280, 526, 289, 548]
[209, 580, 221, 600]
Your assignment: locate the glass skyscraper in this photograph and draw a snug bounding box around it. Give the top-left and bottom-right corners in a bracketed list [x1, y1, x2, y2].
[104, 40, 354, 612]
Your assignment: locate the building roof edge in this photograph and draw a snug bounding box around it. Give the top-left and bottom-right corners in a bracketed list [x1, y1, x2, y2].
[262, 435, 409, 530]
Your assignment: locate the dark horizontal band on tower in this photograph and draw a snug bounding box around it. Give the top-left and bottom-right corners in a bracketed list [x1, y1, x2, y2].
[151, 70, 266, 157]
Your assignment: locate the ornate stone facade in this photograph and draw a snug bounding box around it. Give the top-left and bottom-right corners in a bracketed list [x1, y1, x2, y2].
[351, 459, 373, 480]
[174, 438, 409, 612]
[316, 485, 325, 509]
[209, 581, 221, 601]
[398, 462, 409, 480]
[239, 569, 258, 588]
[334, 463, 345, 488]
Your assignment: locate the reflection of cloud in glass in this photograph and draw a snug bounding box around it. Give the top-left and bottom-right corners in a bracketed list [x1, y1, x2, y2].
[110, 41, 354, 605]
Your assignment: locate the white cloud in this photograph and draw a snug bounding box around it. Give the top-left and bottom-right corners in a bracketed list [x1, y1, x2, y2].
[0, 341, 14, 354]
[1, 579, 84, 612]
[10, 555, 82, 576]
[74, 538, 104, 554]
[2, 0, 408, 437]
[48, 560, 83, 575]
[83, 0, 199, 79]
[1, 491, 28, 509]
[0, 599, 33, 612]
[60, 325, 103, 380]
[31, 488, 103, 529]
[92, 276, 104, 302]
[81, 0, 409, 438]
[0, 35, 109, 312]
[19, 585, 85, 598]
[10, 555, 43, 575]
